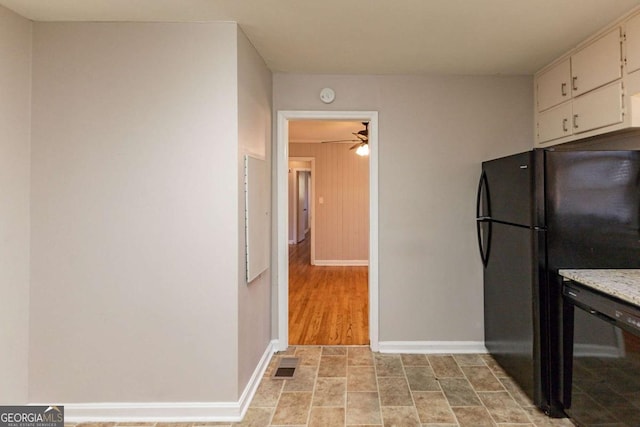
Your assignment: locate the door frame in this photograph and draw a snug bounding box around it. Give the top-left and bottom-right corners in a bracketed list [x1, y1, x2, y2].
[276, 110, 379, 351]
[290, 158, 315, 263]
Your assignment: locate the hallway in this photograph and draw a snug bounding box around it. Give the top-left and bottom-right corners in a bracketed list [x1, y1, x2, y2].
[288, 236, 369, 345]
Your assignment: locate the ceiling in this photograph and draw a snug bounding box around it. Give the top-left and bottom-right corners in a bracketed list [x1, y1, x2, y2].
[1, 0, 639, 75]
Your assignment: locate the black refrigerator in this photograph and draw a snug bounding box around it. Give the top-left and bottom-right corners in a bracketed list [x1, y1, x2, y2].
[476, 147, 640, 417]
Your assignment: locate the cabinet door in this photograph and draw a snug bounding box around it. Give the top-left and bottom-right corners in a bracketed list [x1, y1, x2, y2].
[626, 12, 640, 74]
[537, 101, 572, 143]
[537, 58, 571, 112]
[571, 28, 622, 96]
[572, 81, 623, 134]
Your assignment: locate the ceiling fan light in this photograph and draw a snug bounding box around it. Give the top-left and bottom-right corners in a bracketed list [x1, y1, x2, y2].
[356, 143, 369, 156]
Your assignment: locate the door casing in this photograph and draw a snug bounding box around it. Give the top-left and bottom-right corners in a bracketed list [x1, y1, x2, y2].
[276, 110, 379, 351]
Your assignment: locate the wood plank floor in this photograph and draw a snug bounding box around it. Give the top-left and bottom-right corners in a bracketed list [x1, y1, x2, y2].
[288, 235, 369, 345]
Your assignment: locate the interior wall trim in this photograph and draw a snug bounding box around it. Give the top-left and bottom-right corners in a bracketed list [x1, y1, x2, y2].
[59, 340, 278, 422]
[378, 341, 488, 354]
[313, 260, 369, 266]
[276, 110, 380, 352]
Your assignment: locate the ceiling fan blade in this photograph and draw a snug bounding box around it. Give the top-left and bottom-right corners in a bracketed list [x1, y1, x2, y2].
[349, 142, 362, 150]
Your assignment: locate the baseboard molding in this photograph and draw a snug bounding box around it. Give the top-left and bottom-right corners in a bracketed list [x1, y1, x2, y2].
[61, 340, 278, 422]
[313, 259, 369, 266]
[378, 341, 488, 354]
[288, 239, 295, 244]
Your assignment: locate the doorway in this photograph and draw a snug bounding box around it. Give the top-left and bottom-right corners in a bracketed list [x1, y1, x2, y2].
[276, 111, 379, 351]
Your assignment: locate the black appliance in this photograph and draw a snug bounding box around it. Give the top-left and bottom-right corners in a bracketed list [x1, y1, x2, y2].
[476, 148, 640, 417]
[562, 280, 640, 427]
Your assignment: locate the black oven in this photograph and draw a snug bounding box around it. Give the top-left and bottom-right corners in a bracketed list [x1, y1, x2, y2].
[562, 281, 640, 426]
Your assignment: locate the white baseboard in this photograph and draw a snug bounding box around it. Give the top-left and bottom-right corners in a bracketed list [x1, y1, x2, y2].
[313, 259, 369, 266]
[61, 340, 278, 422]
[378, 341, 488, 354]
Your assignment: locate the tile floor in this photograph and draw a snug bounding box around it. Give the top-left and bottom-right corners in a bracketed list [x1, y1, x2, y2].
[65, 346, 577, 427]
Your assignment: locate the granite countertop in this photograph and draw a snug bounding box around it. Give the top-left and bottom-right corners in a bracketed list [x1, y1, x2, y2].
[559, 269, 640, 307]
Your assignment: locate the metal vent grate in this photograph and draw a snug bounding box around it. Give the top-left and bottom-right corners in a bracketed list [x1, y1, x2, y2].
[273, 357, 299, 378]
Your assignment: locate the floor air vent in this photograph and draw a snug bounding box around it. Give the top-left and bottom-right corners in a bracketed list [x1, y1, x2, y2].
[273, 357, 299, 378]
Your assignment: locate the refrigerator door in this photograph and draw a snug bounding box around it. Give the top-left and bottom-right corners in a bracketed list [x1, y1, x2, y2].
[484, 221, 546, 408]
[482, 151, 535, 227]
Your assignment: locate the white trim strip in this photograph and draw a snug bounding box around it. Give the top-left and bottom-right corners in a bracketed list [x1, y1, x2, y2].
[378, 341, 488, 354]
[59, 340, 278, 422]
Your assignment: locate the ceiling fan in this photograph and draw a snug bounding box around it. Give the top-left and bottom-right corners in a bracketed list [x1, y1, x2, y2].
[320, 122, 369, 156]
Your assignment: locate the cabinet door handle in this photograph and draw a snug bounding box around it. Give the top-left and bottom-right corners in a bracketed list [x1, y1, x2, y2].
[573, 114, 579, 129]
[561, 82, 567, 96]
[562, 118, 568, 132]
[572, 76, 578, 91]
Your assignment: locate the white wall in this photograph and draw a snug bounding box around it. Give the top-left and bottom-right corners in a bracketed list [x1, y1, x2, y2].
[30, 22, 240, 403]
[0, 4, 31, 404]
[273, 74, 533, 343]
[236, 28, 272, 395]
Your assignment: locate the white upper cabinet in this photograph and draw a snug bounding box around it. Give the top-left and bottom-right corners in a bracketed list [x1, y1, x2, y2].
[626, 12, 640, 74]
[537, 59, 571, 112]
[534, 6, 640, 147]
[571, 28, 622, 97]
[537, 101, 573, 143]
[572, 81, 624, 134]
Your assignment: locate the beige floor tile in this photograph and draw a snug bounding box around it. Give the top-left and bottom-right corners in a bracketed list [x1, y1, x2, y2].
[115, 424, 156, 426]
[295, 347, 322, 367]
[428, 355, 464, 378]
[412, 391, 457, 424]
[400, 354, 429, 366]
[251, 377, 285, 407]
[452, 406, 495, 427]
[478, 391, 530, 423]
[522, 407, 573, 426]
[312, 377, 346, 407]
[271, 392, 312, 425]
[373, 354, 404, 377]
[499, 377, 533, 408]
[378, 377, 413, 406]
[347, 347, 374, 366]
[318, 355, 347, 377]
[461, 365, 504, 392]
[481, 354, 509, 378]
[308, 407, 345, 427]
[380, 406, 421, 427]
[323, 346, 348, 356]
[346, 392, 381, 425]
[236, 407, 273, 427]
[76, 424, 116, 427]
[404, 366, 440, 392]
[347, 366, 377, 392]
[453, 354, 485, 366]
[439, 378, 482, 406]
[283, 366, 317, 392]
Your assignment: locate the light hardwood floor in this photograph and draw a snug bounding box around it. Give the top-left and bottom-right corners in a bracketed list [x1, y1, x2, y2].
[288, 235, 369, 345]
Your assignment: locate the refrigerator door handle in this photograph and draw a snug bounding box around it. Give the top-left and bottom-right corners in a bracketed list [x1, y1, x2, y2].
[476, 171, 491, 267]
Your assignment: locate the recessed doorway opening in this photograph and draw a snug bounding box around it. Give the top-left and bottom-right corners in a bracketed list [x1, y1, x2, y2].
[276, 111, 379, 351]
[288, 121, 369, 345]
